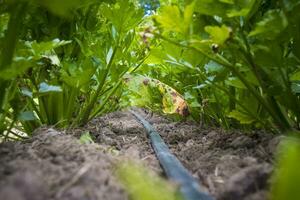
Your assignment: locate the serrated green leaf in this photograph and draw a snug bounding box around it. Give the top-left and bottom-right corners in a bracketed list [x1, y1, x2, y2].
[155, 5, 183, 33]
[205, 25, 231, 45]
[61, 59, 96, 89]
[100, 1, 143, 33]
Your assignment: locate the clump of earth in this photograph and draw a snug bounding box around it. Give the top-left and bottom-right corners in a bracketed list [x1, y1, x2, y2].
[0, 108, 281, 200]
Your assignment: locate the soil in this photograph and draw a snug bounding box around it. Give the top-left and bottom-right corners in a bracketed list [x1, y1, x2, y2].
[0, 108, 282, 200]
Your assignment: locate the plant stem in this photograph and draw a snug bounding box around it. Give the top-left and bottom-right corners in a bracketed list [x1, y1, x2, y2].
[89, 55, 149, 119]
[79, 45, 118, 125]
[0, 4, 26, 135]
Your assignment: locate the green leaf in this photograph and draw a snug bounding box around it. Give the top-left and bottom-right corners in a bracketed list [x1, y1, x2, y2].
[100, 1, 143, 33]
[228, 110, 255, 124]
[194, 0, 231, 17]
[204, 61, 224, 73]
[26, 39, 71, 58]
[227, 0, 259, 18]
[249, 10, 288, 40]
[290, 71, 300, 81]
[36, 0, 91, 17]
[205, 25, 232, 45]
[106, 47, 114, 64]
[155, 5, 184, 33]
[61, 59, 96, 89]
[21, 88, 33, 98]
[38, 82, 62, 94]
[0, 57, 33, 80]
[183, 1, 195, 33]
[79, 132, 94, 144]
[18, 111, 38, 121]
[271, 138, 300, 200]
[220, 0, 234, 4]
[225, 77, 246, 89]
[42, 54, 60, 66]
[144, 48, 166, 64]
[117, 162, 182, 200]
[291, 82, 300, 94]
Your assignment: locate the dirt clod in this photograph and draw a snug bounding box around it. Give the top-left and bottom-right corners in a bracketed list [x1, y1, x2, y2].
[78, 109, 277, 200]
[0, 128, 127, 200]
[0, 109, 279, 200]
[218, 164, 273, 200]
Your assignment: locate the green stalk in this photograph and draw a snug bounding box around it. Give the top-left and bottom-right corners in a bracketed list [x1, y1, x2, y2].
[206, 79, 270, 128]
[0, 4, 25, 69]
[0, 4, 26, 135]
[240, 31, 292, 129]
[79, 45, 118, 125]
[277, 61, 300, 126]
[89, 55, 149, 120]
[89, 81, 122, 120]
[65, 87, 78, 124]
[229, 86, 236, 111]
[213, 92, 229, 128]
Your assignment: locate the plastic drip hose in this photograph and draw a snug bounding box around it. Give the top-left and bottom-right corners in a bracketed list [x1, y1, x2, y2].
[130, 110, 215, 200]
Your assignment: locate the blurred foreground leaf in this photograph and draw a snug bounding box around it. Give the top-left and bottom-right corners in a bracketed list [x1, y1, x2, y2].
[117, 162, 182, 200]
[270, 137, 300, 200]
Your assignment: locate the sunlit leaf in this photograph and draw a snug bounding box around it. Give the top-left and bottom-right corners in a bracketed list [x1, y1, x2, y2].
[205, 25, 232, 45]
[100, 1, 143, 33]
[155, 5, 183, 33]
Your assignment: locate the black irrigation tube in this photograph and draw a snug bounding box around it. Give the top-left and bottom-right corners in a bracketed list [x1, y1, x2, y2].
[130, 111, 215, 200]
